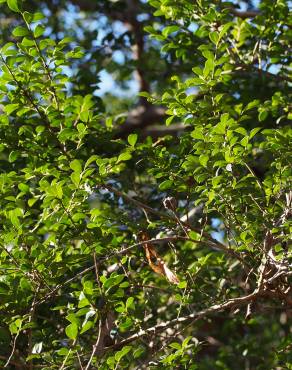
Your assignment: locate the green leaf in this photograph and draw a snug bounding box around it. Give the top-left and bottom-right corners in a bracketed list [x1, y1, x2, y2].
[85, 155, 98, 168]
[18, 183, 29, 193]
[21, 37, 35, 47]
[224, 151, 235, 163]
[235, 127, 247, 136]
[117, 152, 132, 163]
[77, 123, 87, 135]
[53, 183, 63, 199]
[0, 0, 289, 366]
[80, 110, 90, 122]
[103, 275, 124, 289]
[245, 99, 260, 110]
[57, 348, 69, 356]
[128, 134, 138, 147]
[66, 46, 84, 58]
[23, 11, 33, 23]
[203, 58, 214, 77]
[178, 281, 187, 289]
[138, 91, 151, 98]
[258, 109, 268, 122]
[240, 136, 249, 147]
[71, 172, 80, 187]
[9, 318, 22, 334]
[28, 198, 38, 207]
[162, 25, 180, 37]
[219, 22, 233, 39]
[59, 36, 74, 45]
[209, 31, 219, 44]
[213, 121, 226, 135]
[34, 24, 45, 38]
[4, 103, 19, 115]
[126, 297, 134, 309]
[199, 154, 209, 167]
[70, 159, 82, 174]
[7, 0, 20, 12]
[192, 66, 203, 76]
[39, 38, 55, 50]
[32, 12, 45, 22]
[191, 128, 204, 140]
[107, 356, 115, 367]
[249, 127, 261, 139]
[166, 115, 174, 126]
[65, 323, 78, 340]
[182, 336, 192, 348]
[159, 179, 173, 190]
[12, 26, 29, 37]
[144, 25, 155, 34]
[115, 346, 132, 362]
[169, 342, 181, 350]
[58, 127, 75, 142]
[80, 321, 93, 334]
[8, 150, 20, 162]
[66, 313, 79, 324]
[133, 346, 144, 359]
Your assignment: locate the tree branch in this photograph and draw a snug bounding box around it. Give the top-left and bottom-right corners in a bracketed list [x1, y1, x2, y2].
[106, 289, 262, 350]
[101, 184, 246, 265]
[234, 64, 292, 83]
[117, 105, 167, 137]
[142, 123, 186, 139]
[229, 8, 259, 19]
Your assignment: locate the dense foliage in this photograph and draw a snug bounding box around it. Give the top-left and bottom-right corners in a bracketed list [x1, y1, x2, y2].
[0, 0, 291, 368]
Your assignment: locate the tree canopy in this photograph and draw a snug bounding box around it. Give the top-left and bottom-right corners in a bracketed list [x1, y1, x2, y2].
[0, 0, 291, 369]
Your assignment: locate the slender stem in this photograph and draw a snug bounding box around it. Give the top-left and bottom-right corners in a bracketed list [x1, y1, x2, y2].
[60, 339, 77, 370]
[4, 331, 20, 368]
[84, 319, 102, 370]
[101, 184, 246, 264]
[106, 289, 262, 350]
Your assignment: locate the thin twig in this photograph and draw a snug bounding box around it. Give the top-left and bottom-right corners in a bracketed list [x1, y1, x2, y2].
[0, 55, 69, 158]
[0, 355, 24, 369]
[76, 351, 84, 370]
[60, 339, 77, 370]
[32, 265, 95, 308]
[84, 319, 103, 370]
[229, 8, 259, 19]
[100, 184, 244, 263]
[4, 331, 20, 368]
[28, 285, 41, 370]
[32, 231, 249, 310]
[105, 289, 262, 350]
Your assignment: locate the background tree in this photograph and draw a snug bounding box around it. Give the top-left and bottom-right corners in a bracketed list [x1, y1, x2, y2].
[0, 0, 291, 369]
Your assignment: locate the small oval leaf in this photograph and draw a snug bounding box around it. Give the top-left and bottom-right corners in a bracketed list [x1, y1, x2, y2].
[65, 322, 78, 340]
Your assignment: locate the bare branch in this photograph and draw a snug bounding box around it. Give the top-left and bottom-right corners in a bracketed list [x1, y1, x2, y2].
[117, 105, 167, 137]
[229, 8, 259, 19]
[101, 184, 246, 264]
[106, 289, 262, 350]
[84, 319, 103, 370]
[234, 64, 292, 83]
[4, 331, 20, 368]
[32, 265, 95, 308]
